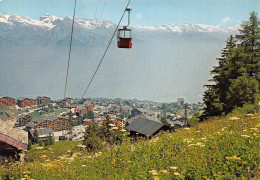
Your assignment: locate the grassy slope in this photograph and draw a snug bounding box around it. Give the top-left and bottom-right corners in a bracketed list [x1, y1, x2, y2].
[0, 107, 26, 120]
[1, 110, 259, 179]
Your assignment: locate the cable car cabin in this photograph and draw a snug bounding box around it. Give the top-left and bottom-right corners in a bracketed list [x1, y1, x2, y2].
[117, 28, 132, 48]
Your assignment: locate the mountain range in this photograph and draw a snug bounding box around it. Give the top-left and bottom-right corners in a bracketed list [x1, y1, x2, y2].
[0, 13, 238, 103]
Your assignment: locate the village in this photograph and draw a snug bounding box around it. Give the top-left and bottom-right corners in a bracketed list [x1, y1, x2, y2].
[0, 96, 203, 163]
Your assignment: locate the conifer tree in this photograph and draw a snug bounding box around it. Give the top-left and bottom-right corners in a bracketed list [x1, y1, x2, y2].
[203, 12, 260, 117]
[203, 35, 237, 116]
[236, 11, 260, 83]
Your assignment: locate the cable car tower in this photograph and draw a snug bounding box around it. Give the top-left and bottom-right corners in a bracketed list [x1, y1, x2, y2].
[117, 7, 132, 48]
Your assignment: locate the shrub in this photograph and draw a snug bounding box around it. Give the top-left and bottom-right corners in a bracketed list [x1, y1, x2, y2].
[83, 136, 103, 153]
[188, 112, 201, 126]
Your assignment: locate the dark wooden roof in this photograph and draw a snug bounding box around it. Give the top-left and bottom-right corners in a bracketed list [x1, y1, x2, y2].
[0, 132, 27, 151]
[125, 116, 164, 136]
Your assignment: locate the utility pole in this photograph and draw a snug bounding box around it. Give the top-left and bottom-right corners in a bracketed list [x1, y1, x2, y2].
[185, 105, 188, 126]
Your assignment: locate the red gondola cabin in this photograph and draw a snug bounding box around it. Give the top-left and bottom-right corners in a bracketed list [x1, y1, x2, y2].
[117, 28, 132, 48]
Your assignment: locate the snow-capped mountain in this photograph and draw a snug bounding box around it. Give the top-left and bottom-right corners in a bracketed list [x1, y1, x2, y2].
[0, 13, 239, 103]
[0, 13, 237, 45]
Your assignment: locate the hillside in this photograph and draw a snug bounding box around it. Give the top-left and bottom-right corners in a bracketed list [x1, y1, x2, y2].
[1, 109, 259, 179]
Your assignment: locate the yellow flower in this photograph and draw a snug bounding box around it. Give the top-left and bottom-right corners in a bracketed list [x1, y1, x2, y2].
[241, 135, 250, 138]
[170, 166, 178, 170]
[229, 117, 240, 120]
[160, 170, 168, 174]
[174, 172, 180, 176]
[250, 128, 257, 131]
[225, 156, 241, 161]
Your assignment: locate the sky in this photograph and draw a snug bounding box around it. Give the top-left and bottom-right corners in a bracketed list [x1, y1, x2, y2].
[0, 0, 259, 27]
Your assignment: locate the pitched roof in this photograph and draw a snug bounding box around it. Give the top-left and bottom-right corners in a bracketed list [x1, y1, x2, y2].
[29, 128, 53, 137]
[127, 114, 159, 125]
[125, 116, 164, 136]
[46, 115, 57, 121]
[136, 108, 155, 115]
[25, 123, 36, 128]
[0, 119, 28, 147]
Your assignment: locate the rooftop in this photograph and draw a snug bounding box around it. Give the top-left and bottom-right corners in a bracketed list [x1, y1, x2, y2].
[125, 117, 164, 136]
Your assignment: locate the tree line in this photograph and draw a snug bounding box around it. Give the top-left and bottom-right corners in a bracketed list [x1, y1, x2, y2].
[203, 11, 259, 117]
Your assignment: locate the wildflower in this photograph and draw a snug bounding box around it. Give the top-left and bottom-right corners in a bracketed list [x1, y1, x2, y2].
[36, 146, 43, 150]
[188, 144, 195, 147]
[229, 117, 240, 120]
[174, 172, 180, 176]
[170, 166, 178, 170]
[241, 135, 250, 138]
[82, 164, 86, 167]
[184, 128, 190, 130]
[250, 128, 257, 131]
[225, 156, 241, 161]
[160, 170, 168, 174]
[149, 169, 158, 176]
[201, 137, 206, 140]
[246, 114, 253, 116]
[120, 129, 127, 132]
[108, 123, 115, 127]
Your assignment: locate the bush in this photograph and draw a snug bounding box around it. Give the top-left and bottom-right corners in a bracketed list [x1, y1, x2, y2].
[83, 136, 103, 153]
[188, 112, 201, 126]
[231, 103, 259, 115]
[44, 135, 55, 146]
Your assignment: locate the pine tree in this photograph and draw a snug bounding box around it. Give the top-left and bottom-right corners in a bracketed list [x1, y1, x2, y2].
[226, 76, 259, 108]
[203, 35, 237, 116]
[203, 11, 260, 117]
[236, 11, 260, 83]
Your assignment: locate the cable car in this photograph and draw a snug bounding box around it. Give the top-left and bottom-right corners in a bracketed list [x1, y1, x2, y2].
[117, 7, 132, 48]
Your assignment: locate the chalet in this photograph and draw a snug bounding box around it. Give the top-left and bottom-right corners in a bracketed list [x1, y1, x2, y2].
[15, 114, 32, 127]
[126, 114, 158, 125]
[36, 96, 51, 105]
[0, 120, 28, 163]
[131, 108, 155, 118]
[17, 98, 36, 108]
[125, 114, 164, 137]
[29, 128, 54, 141]
[0, 96, 16, 107]
[26, 116, 71, 132]
[56, 98, 74, 106]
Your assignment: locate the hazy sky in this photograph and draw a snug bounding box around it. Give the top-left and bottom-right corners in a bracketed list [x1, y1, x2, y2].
[0, 0, 259, 26]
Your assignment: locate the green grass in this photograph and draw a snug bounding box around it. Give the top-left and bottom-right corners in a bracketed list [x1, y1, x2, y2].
[1, 110, 259, 179]
[0, 106, 26, 120]
[28, 112, 41, 120]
